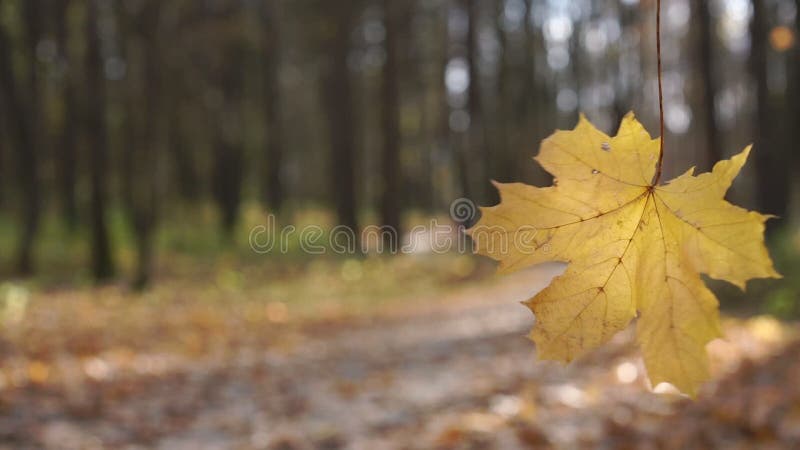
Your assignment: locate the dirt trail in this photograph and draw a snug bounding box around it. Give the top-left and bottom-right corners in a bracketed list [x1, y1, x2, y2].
[156, 265, 570, 450]
[13, 264, 799, 450]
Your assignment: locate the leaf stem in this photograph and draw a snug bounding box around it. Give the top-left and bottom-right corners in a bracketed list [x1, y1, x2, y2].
[654, 0, 665, 185]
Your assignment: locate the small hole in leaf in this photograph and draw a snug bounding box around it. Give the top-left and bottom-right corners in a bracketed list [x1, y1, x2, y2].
[592, 169, 600, 174]
[601, 142, 611, 151]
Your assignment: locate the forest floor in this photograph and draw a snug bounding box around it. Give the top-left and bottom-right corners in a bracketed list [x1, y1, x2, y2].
[0, 258, 799, 449]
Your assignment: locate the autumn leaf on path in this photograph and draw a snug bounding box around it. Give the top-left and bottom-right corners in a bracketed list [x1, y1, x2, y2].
[470, 113, 780, 396]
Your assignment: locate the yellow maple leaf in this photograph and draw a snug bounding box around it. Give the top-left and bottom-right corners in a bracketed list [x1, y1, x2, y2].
[470, 113, 780, 397]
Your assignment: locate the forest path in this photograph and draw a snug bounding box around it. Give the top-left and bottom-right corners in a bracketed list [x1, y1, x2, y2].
[16, 264, 799, 450]
[155, 264, 572, 449]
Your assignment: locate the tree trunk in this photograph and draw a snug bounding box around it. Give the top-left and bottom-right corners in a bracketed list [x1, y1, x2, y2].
[439, 2, 470, 202]
[13, 0, 43, 275]
[114, 1, 138, 236]
[0, 120, 5, 209]
[493, 0, 512, 182]
[570, 18, 583, 124]
[213, 40, 246, 238]
[132, 2, 163, 289]
[614, 1, 636, 127]
[213, 138, 245, 237]
[321, 1, 360, 237]
[121, 98, 137, 213]
[520, 0, 550, 186]
[0, 5, 30, 217]
[793, 0, 800, 171]
[380, 0, 402, 246]
[56, 0, 80, 230]
[465, 0, 490, 204]
[751, 0, 790, 224]
[167, 103, 200, 201]
[86, 0, 115, 280]
[263, 1, 285, 213]
[695, 0, 722, 171]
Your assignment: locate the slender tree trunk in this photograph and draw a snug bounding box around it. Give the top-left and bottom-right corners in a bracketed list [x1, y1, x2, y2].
[114, 2, 137, 228]
[0, 13, 27, 215]
[132, 3, 162, 289]
[263, 1, 285, 213]
[13, 0, 44, 275]
[790, 0, 800, 224]
[213, 138, 245, 236]
[521, 0, 549, 185]
[86, 0, 115, 280]
[439, 2, 470, 202]
[522, 0, 536, 110]
[321, 1, 360, 236]
[56, 0, 80, 230]
[0, 121, 5, 209]
[695, 0, 722, 171]
[213, 40, 246, 238]
[167, 103, 199, 201]
[121, 87, 137, 215]
[793, 0, 800, 170]
[380, 0, 402, 245]
[493, 0, 512, 182]
[465, 0, 490, 204]
[614, 1, 636, 127]
[570, 18, 584, 124]
[751, 0, 790, 224]
[406, 0, 432, 211]
[417, 83, 435, 210]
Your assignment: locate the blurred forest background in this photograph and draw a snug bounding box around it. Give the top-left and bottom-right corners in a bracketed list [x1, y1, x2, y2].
[1, 0, 800, 448]
[0, 0, 798, 287]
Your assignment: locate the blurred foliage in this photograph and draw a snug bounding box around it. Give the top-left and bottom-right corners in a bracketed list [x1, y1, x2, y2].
[762, 228, 800, 318]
